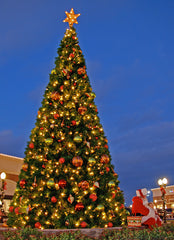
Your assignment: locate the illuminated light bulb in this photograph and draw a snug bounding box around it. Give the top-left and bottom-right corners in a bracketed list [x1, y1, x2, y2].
[84, 191, 88, 195]
[64, 168, 68, 173]
[88, 206, 92, 210]
[115, 207, 119, 211]
[104, 224, 108, 228]
[90, 215, 93, 218]
[61, 193, 65, 197]
[75, 222, 80, 227]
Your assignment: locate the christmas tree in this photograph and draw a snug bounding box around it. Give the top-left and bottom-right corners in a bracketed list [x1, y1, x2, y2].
[7, 9, 127, 229]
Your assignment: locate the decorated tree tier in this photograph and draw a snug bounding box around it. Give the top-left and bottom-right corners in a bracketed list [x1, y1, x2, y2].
[7, 9, 127, 229]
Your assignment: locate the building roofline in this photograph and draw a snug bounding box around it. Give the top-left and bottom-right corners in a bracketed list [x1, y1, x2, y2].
[0, 153, 23, 161]
[151, 185, 174, 191]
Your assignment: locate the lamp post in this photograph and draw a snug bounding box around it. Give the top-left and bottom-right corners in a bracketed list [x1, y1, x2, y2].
[158, 177, 168, 223]
[0, 172, 6, 221]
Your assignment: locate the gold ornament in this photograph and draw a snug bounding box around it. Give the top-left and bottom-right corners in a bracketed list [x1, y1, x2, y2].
[96, 204, 105, 211]
[108, 181, 116, 188]
[73, 135, 82, 143]
[88, 157, 96, 165]
[63, 8, 81, 28]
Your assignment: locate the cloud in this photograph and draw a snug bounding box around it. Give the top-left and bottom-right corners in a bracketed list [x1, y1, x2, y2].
[109, 121, 174, 205]
[0, 130, 25, 158]
[113, 121, 174, 152]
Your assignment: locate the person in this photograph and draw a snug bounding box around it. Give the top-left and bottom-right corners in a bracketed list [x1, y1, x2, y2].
[132, 188, 162, 229]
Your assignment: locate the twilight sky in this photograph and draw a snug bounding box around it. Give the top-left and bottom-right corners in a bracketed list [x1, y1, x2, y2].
[0, 0, 174, 206]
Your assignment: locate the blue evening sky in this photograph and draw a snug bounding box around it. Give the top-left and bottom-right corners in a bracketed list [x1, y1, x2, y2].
[0, 0, 174, 206]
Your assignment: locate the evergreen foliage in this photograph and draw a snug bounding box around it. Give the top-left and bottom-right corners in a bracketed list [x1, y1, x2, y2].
[7, 27, 127, 229]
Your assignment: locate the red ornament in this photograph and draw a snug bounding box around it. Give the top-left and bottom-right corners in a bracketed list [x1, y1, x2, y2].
[35, 222, 41, 229]
[51, 196, 57, 203]
[29, 142, 34, 149]
[106, 167, 110, 172]
[20, 179, 26, 188]
[32, 182, 37, 188]
[108, 222, 113, 227]
[89, 194, 97, 202]
[58, 179, 67, 188]
[104, 144, 108, 149]
[71, 120, 76, 126]
[51, 91, 60, 101]
[78, 181, 89, 190]
[100, 154, 110, 164]
[42, 164, 46, 168]
[59, 157, 65, 164]
[14, 207, 20, 215]
[111, 192, 116, 198]
[75, 202, 84, 211]
[65, 220, 69, 226]
[72, 156, 83, 167]
[68, 194, 74, 204]
[78, 106, 87, 115]
[77, 67, 86, 75]
[72, 36, 76, 40]
[54, 113, 60, 119]
[22, 163, 28, 171]
[69, 53, 75, 58]
[60, 85, 64, 91]
[80, 221, 87, 228]
[9, 206, 14, 212]
[120, 204, 124, 209]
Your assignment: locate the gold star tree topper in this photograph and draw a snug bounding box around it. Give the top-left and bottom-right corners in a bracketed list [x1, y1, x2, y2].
[63, 8, 81, 28]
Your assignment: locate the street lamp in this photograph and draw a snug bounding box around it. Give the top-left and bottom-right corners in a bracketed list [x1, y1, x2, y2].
[0, 172, 6, 222]
[158, 177, 168, 223]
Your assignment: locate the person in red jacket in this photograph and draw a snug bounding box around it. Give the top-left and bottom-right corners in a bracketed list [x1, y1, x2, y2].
[132, 188, 162, 229]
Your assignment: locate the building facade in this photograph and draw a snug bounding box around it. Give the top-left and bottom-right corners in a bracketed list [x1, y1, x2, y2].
[0, 153, 23, 213]
[151, 185, 174, 210]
